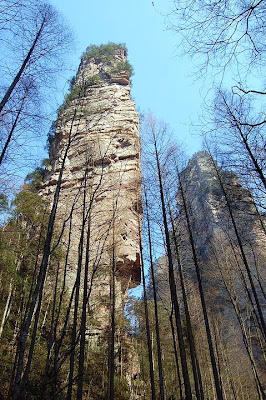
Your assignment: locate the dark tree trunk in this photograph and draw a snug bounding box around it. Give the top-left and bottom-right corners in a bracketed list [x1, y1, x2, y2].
[67, 170, 88, 400]
[222, 95, 266, 190]
[152, 135, 193, 400]
[0, 19, 45, 114]
[139, 228, 156, 400]
[107, 237, 116, 400]
[178, 171, 224, 400]
[210, 153, 266, 338]
[144, 185, 165, 400]
[169, 310, 183, 400]
[12, 107, 78, 400]
[168, 198, 204, 400]
[77, 212, 91, 400]
[0, 98, 24, 165]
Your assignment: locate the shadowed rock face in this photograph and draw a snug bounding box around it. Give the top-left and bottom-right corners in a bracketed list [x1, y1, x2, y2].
[151, 152, 265, 387]
[154, 151, 265, 311]
[41, 45, 142, 326]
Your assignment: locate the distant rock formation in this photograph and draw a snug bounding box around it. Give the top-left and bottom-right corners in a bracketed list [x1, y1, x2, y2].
[177, 151, 265, 299]
[154, 151, 265, 303]
[41, 44, 142, 328]
[152, 151, 265, 390]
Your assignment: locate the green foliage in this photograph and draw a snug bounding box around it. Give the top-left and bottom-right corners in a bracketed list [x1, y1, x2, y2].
[114, 376, 131, 400]
[68, 75, 76, 90]
[86, 74, 101, 86]
[41, 158, 50, 168]
[64, 84, 86, 104]
[58, 79, 95, 114]
[110, 60, 134, 77]
[132, 298, 189, 399]
[0, 178, 64, 399]
[82, 346, 108, 399]
[0, 193, 8, 212]
[12, 190, 46, 223]
[83, 42, 127, 63]
[82, 344, 131, 400]
[83, 43, 133, 77]
[57, 43, 133, 116]
[24, 159, 51, 191]
[57, 85, 83, 115]
[46, 121, 56, 155]
[0, 224, 18, 277]
[25, 169, 45, 192]
[58, 74, 103, 114]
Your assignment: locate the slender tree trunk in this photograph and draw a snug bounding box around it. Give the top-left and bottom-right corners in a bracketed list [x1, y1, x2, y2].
[210, 153, 266, 337]
[53, 279, 77, 391]
[233, 296, 265, 399]
[0, 98, 24, 165]
[178, 171, 223, 400]
[218, 337, 238, 400]
[139, 227, 156, 400]
[152, 133, 193, 400]
[107, 234, 116, 400]
[77, 210, 91, 400]
[22, 212, 47, 327]
[67, 170, 88, 400]
[169, 310, 183, 400]
[252, 201, 266, 235]
[222, 95, 266, 190]
[42, 261, 60, 396]
[0, 19, 45, 114]
[222, 234, 263, 335]
[219, 260, 265, 399]
[249, 244, 266, 300]
[51, 207, 75, 398]
[0, 279, 14, 337]
[144, 185, 165, 400]
[168, 198, 204, 400]
[12, 106, 78, 400]
[20, 288, 44, 398]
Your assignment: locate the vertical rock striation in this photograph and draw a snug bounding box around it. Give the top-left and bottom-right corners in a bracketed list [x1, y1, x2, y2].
[41, 44, 142, 326]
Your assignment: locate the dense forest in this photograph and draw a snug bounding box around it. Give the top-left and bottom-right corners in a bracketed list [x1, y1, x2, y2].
[0, 1, 265, 399]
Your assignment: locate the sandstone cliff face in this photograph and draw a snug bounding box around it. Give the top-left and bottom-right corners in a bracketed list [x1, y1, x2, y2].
[41, 45, 142, 325]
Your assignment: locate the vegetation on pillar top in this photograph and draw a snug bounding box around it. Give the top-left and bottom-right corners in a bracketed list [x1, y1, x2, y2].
[83, 42, 127, 62]
[82, 42, 134, 78]
[56, 43, 134, 116]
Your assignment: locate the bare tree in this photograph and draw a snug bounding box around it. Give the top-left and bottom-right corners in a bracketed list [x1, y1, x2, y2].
[207, 151, 266, 338]
[12, 100, 82, 400]
[167, 192, 204, 400]
[164, 0, 265, 212]
[206, 90, 266, 212]
[107, 227, 116, 400]
[0, 0, 72, 183]
[139, 218, 157, 399]
[166, 0, 266, 77]
[177, 163, 224, 400]
[143, 184, 165, 400]
[142, 113, 193, 400]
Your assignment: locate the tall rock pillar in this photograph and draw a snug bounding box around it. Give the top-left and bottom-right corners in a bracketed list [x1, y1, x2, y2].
[41, 44, 142, 326]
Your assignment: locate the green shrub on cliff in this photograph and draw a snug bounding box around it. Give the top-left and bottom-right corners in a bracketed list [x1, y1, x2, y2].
[83, 42, 127, 62]
[110, 60, 134, 77]
[83, 43, 134, 78]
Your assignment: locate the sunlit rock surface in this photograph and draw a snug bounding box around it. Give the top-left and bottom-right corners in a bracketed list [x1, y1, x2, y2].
[41, 46, 142, 327]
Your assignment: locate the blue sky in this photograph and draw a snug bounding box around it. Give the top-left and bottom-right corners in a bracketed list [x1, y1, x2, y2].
[49, 0, 205, 156]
